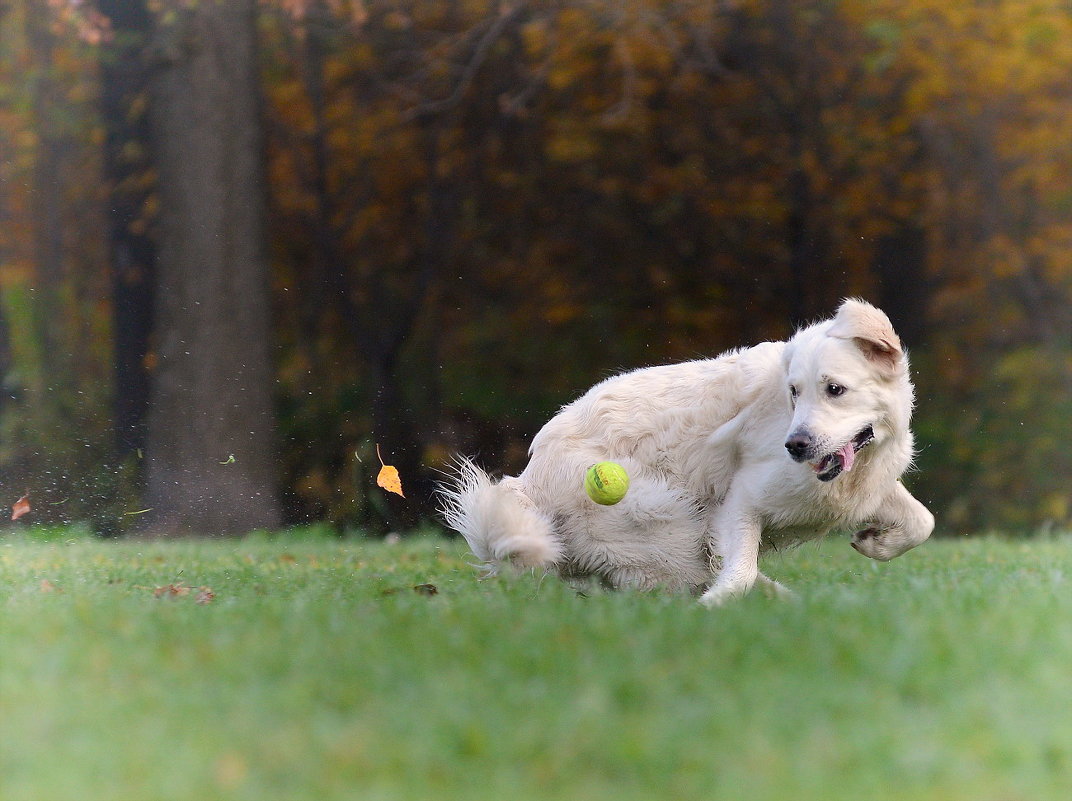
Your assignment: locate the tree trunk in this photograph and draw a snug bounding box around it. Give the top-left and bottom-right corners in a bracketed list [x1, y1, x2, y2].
[144, 0, 281, 534]
[26, 9, 65, 362]
[99, 0, 156, 459]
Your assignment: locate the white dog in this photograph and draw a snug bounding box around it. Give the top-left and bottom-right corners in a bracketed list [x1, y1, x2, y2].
[440, 299, 933, 605]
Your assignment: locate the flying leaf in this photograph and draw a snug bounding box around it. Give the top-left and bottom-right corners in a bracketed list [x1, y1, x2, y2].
[11, 494, 31, 521]
[375, 443, 405, 498]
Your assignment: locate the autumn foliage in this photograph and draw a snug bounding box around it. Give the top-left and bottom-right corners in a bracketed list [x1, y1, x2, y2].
[0, 0, 1068, 534]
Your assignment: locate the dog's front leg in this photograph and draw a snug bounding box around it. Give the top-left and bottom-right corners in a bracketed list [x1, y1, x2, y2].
[851, 480, 934, 561]
[699, 510, 762, 608]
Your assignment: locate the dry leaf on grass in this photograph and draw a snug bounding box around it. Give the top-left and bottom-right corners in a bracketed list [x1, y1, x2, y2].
[152, 583, 215, 604]
[154, 583, 191, 599]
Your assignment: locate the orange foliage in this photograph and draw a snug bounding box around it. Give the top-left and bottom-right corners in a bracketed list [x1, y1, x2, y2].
[259, 0, 1068, 530]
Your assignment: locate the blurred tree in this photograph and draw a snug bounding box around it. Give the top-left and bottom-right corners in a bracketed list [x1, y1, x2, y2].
[264, 1, 528, 527]
[867, 0, 1072, 531]
[260, 0, 987, 523]
[0, 0, 1066, 535]
[98, 0, 156, 461]
[144, 0, 281, 534]
[0, 0, 116, 524]
[26, 9, 64, 354]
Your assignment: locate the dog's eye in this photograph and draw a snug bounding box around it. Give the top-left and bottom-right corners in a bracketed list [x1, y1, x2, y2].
[826, 383, 846, 397]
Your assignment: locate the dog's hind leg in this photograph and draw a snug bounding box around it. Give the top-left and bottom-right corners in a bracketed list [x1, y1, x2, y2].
[566, 471, 711, 592]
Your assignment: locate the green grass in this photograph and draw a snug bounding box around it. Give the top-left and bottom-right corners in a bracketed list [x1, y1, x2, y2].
[1, 531, 1070, 801]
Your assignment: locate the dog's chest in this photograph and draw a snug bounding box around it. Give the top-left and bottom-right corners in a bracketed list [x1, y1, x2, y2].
[759, 522, 828, 551]
[755, 462, 875, 533]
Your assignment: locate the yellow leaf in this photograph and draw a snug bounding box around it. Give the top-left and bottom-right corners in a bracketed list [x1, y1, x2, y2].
[375, 444, 405, 498]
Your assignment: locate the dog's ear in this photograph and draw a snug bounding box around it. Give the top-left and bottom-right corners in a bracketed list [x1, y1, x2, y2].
[828, 298, 903, 375]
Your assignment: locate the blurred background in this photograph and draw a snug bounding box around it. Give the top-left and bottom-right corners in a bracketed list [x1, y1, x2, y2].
[0, 0, 1068, 537]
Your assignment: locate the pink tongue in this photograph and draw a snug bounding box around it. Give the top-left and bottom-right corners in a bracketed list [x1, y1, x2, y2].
[839, 442, 856, 472]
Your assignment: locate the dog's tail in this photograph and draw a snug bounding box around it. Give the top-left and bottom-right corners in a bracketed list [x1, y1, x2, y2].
[438, 457, 563, 572]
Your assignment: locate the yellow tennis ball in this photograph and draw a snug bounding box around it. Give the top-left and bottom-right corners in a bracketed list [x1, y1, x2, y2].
[584, 462, 630, 505]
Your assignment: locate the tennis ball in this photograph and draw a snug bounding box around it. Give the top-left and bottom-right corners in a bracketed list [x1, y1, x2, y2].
[584, 461, 630, 505]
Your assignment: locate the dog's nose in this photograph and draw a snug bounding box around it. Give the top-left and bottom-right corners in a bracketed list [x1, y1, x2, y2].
[785, 432, 812, 460]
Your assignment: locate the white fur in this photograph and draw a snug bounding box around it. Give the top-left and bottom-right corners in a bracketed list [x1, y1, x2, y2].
[439, 299, 934, 605]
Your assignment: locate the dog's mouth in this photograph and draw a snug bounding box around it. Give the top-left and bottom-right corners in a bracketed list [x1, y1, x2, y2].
[812, 425, 875, 482]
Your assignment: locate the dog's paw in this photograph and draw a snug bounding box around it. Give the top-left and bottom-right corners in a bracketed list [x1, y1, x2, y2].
[754, 572, 795, 600]
[850, 527, 897, 561]
[698, 584, 744, 608]
[699, 575, 793, 607]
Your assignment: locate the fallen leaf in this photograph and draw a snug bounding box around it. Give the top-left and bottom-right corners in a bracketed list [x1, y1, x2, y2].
[413, 583, 438, 596]
[40, 579, 60, 593]
[219, 454, 236, 465]
[196, 587, 216, 605]
[375, 443, 405, 497]
[11, 494, 31, 521]
[153, 583, 191, 599]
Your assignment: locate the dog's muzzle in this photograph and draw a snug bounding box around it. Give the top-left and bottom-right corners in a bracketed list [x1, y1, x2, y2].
[785, 425, 876, 481]
[785, 430, 815, 462]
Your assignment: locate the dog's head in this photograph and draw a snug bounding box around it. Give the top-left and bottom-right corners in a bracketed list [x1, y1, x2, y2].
[782, 299, 911, 481]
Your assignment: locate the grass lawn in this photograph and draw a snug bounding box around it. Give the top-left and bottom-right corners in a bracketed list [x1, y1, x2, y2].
[1, 530, 1070, 801]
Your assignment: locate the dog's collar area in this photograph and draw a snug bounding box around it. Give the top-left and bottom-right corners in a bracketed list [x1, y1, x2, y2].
[813, 425, 875, 482]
